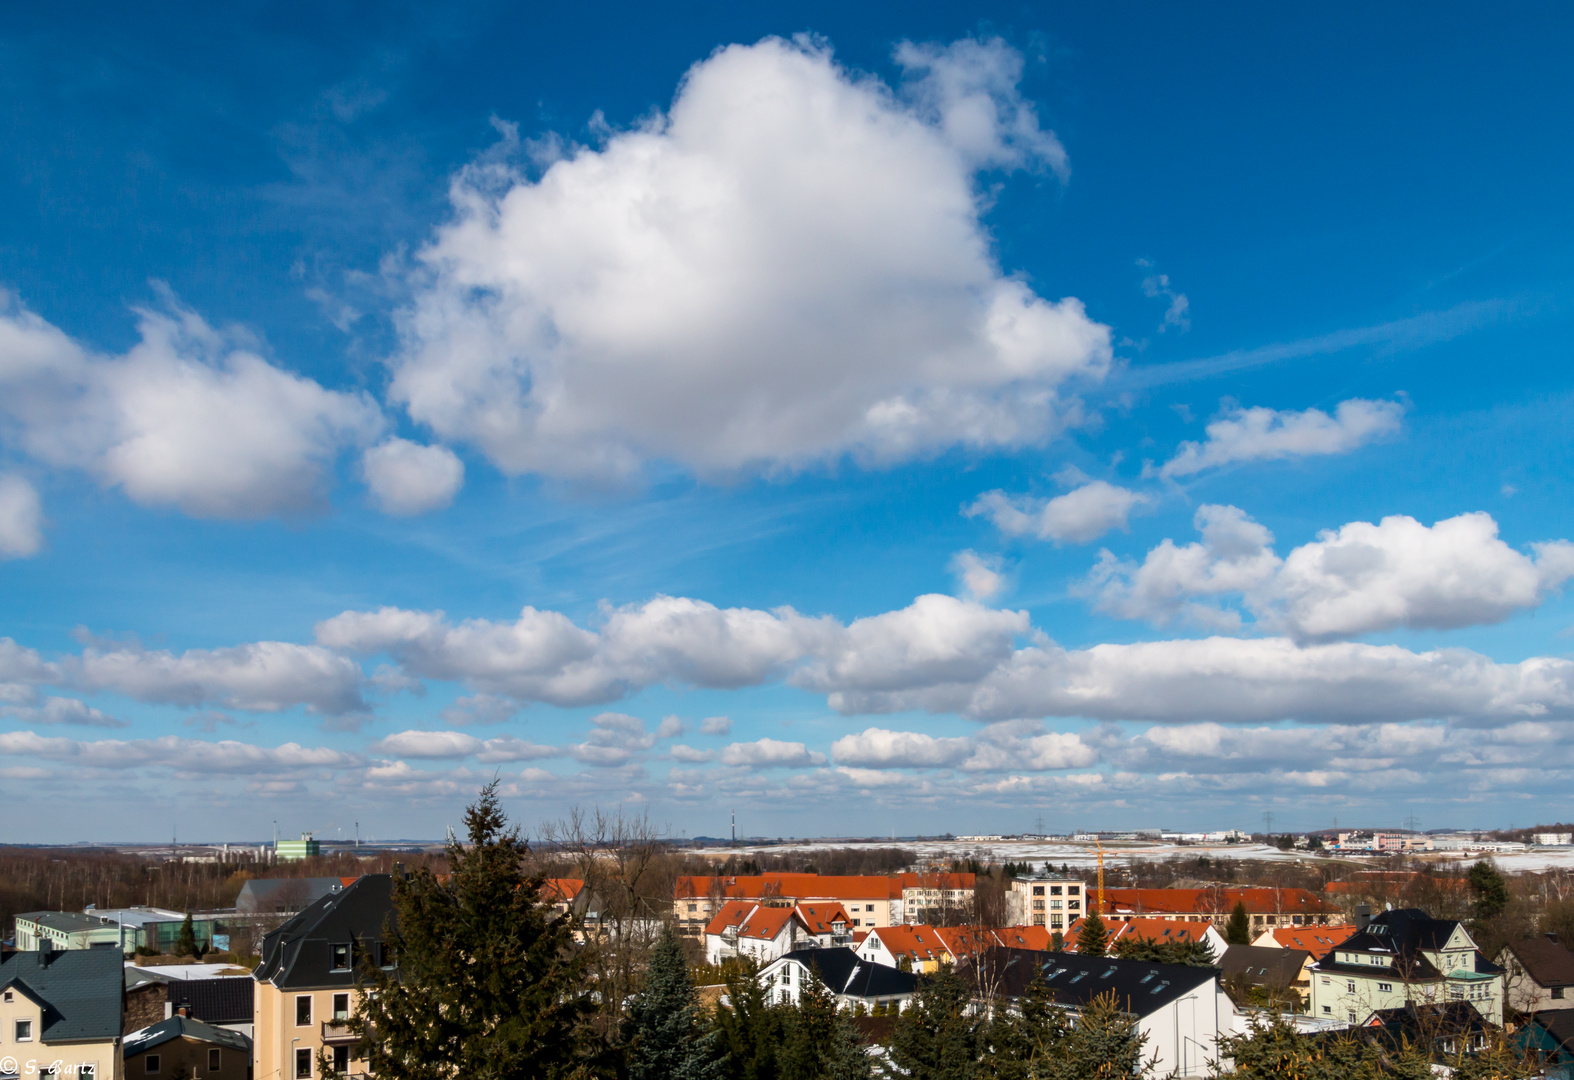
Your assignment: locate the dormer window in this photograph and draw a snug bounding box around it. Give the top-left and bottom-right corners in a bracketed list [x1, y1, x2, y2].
[331, 943, 351, 970]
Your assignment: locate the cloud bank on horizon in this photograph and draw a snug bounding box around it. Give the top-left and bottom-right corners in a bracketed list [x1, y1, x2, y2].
[1, 14, 1572, 838]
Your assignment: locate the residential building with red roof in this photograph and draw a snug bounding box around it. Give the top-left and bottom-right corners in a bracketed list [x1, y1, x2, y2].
[855, 924, 951, 973]
[1097, 887, 1339, 933]
[1064, 916, 1227, 959]
[675, 872, 975, 935]
[702, 900, 856, 965]
[1252, 924, 1358, 954]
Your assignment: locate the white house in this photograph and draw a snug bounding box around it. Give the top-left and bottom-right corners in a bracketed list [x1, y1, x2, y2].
[964, 947, 1239, 1079]
[757, 948, 918, 1012]
[704, 902, 808, 966]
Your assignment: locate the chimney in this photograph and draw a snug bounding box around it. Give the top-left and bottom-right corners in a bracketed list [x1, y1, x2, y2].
[1356, 904, 1372, 931]
[37, 938, 53, 964]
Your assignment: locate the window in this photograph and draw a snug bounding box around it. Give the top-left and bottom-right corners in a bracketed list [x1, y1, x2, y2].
[1346, 981, 1355, 994]
[1555, 987, 1566, 1000]
[778, 989, 788, 1004]
[377, 942, 394, 968]
[330, 943, 351, 970]
[209, 1050, 221, 1071]
[1068, 887, 1079, 895]
[1069, 901, 1080, 911]
[146, 1057, 161, 1075]
[1050, 886, 1062, 896]
[15, 1019, 34, 1042]
[1378, 983, 1392, 993]
[1, 991, 10, 1002]
[332, 1047, 349, 1074]
[296, 995, 313, 1026]
[852, 919, 861, 927]
[80, 1066, 95, 1080]
[687, 904, 697, 912]
[866, 905, 874, 912]
[1321, 1006, 1331, 1015]
[1032, 886, 1045, 897]
[295, 1049, 312, 1079]
[333, 994, 350, 1020]
[1347, 1011, 1356, 1023]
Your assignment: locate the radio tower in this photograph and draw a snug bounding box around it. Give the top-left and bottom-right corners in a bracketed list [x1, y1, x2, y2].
[730, 809, 736, 846]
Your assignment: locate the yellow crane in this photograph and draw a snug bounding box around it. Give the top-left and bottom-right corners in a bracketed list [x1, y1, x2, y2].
[1094, 838, 1105, 917]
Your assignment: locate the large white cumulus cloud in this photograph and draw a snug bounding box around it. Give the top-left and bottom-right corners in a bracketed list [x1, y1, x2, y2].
[1090, 507, 1574, 641]
[389, 36, 1111, 479]
[0, 293, 383, 517]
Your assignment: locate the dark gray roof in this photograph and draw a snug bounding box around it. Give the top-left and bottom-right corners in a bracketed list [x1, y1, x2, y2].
[254, 875, 395, 990]
[0, 948, 123, 1042]
[1220, 945, 1311, 988]
[168, 977, 254, 1025]
[1531, 1007, 1574, 1051]
[777, 947, 919, 999]
[1502, 936, 1574, 989]
[1318, 908, 1502, 981]
[965, 947, 1219, 1018]
[123, 1016, 251, 1057]
[236, 878, 357, 915]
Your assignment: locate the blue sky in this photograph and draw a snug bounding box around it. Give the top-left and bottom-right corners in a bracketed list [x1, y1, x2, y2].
[3, 3, 1573, 842]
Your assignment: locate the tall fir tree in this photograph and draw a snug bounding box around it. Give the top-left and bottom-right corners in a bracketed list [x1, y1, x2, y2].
[1076, 912, 1109, 957]
[712, 960, 784, 1080]
[1224, 901, 1252, 945]
[1046, 991, 1152, 1079]
[779, 970, 871, 1080]
[339, 781, 601, 1080]
[882, 968, 984, 1080]
[174, 912, 197, 957]
[1468, 860, 1510, 921]
[627, 923, 720, 1080]
[983, 971, 1069, 1080]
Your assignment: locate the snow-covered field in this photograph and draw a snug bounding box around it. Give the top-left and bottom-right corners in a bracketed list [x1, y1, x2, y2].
[682, 838, 1574, 874]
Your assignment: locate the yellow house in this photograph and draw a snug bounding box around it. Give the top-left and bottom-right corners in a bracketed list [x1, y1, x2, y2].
[0, 945, 124, 1080]
[253, 876, 395, 1080]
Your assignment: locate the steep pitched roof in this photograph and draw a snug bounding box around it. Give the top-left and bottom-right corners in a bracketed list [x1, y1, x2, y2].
[123, 1016, 251, 1057]
[1220, 945, 1312, 988]
[866, 924, 947, 963]
[235, 877, 360, 915]
[931, 926, 999, 960]
[964, 946, 1219, 1018]
[990, 926, 1053, 952]
[702, 901, 797, 942]
[1502, 936, 1574, 989]
[167, 977, 254, 1026]
[253, 874, 395, 990]
[540, 879, 584, 904]
[796, 904, 851, 935]
[1257, 925, 1358, 953]
[777, 947, 919, 999]
[0, 948, 123, 1042]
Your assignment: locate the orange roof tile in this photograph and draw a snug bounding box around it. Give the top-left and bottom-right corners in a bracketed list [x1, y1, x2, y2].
[990, 926, 1054, 951]
[540, 878, 584, 903]
[1260, 925, 1358, 953]
[866, 924, 947, 961]
[1062, 917, 1214, 952]
[703, 900, 800, 941]
[796, 903, 852, 934]
[1099, 887, 1338, 917]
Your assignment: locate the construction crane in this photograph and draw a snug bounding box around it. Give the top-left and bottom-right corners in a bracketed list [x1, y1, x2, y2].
[1095, 838, 1106, 917]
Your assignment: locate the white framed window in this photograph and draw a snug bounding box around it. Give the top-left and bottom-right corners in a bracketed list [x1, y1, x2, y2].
[330, 944, 351, 970]
[295, 1048, 312, 1079]
[80, 1065, 96, 1080]
[333, 993, 350, 1020]
[332, 1047, 349, 1073]
[296, 995, 313, 1026]
[15, 1019, 34, 1042]
[1378, 982, 1392, 993]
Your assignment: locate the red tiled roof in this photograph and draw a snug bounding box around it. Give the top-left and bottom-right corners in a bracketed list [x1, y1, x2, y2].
[1064, 917, 1213, 952]
[1099, 887, 1338, 917]
[990, 926, 1053, 951]
[895, 872, 976, 891]
[540, 878, 584, 903]
[796, 903, 852, 934]
[676, 873, 901, 902]
[1260, 925, 1358, 953]
[703, 900, 799, 941]
[865, 924, 948, 962]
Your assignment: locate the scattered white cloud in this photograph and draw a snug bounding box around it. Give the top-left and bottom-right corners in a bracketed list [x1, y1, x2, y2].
[1089, 507, 1574, 641]
[75, 640, 366, 716]
[720, 738, 827, 768]
[361, 438, 464, 515]
[830, 722, 1097, 772]
[0, 731, 363, 772]
[368, 729, 483, 758]
[656, 715, 686, 738]
[569, 712, 657, 766]
[831, 727, 972, 768]
[0, 292, 383, 517]
[1160, 398, 1403, 477]
[1, 696, 126, 728]
[950, 549, 1005, 601]
[669, 744, 716, 763]
[438, 693, 519, 726]
[389, 35, 1109, 481]
[0, 474, 43, 557]
[699, 715, 732, 736]
[1137, 259, 1189, 333]
[968, 480, 1147, 544]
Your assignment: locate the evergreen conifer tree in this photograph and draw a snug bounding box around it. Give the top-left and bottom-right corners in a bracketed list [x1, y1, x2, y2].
[627, 923, 720, 1080]
[340, 781, 600, 1080]
[1048, 991, 1151, 1079]
[1225, 901, 1253, 945]
[983, 972, 1068, 1080]
[780, 969, 870, 1080]
[712, 959, 784, 1080]
[174, 913, 197, 957]
[1076, 912, 1109, 957]
[1468, 860, 1510, 921]
[882, 968, 984, 1080]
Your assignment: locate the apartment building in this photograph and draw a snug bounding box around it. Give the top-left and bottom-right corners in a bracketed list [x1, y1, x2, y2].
[123, 1017, 250, 1080]
[252, 875, 395, 1080]
[12, 913, 124, 952]
[895, 873, 976, 924]
[1308, 908, 1504, 1025]
[702, 901, 852, 966]
[1098, 887, 1339, 933]
[676, 873, 962, 935]
[1004, 877, 1085, 930]
[1494, 935, 1574, 1015]
[0, 945, 125, 1080]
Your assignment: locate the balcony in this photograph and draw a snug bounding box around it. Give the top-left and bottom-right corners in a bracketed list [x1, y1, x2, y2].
[321, 1021, 358, 1044]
